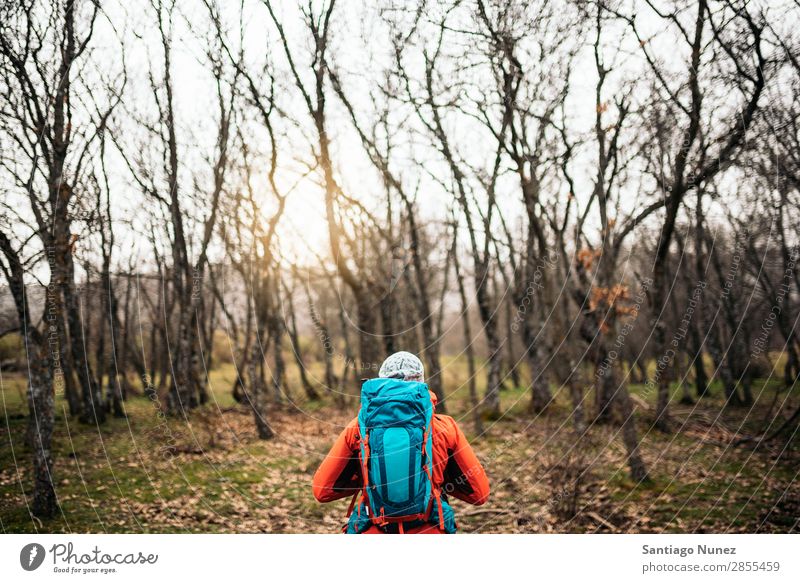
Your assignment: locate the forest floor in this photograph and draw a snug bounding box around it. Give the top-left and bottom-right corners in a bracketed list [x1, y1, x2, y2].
[1, 360, 799, 534]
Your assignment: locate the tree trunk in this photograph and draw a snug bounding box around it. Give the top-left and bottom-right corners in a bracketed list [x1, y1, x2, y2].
[598, 341, 649, 481]
[56, 310, 80, 416]
[379, 291, 395, 356]
[305, 284, 338, 398]
[594, 341, 616, 424]
[62, 253, 105, 425]
[232, 291, 255, 404]
[106, 278, 126, 417]
[504, 295, 521, 388]
[482, 319, 503, 418]
[653, 314, 673, 431]
[170, 297, 196, 413]
[475, 262, 503, 418]
[95, 272, 109, 413]
[690, 329, 709, 398]
[615, 382, 649, 483]
[31, 336, 57, 517]
[569, 378, 587, 436]
[0, 231, 58, 517]
[247, 343, 273, 439]
[284, 285, 320, 401]
[270, 317, 288, 403]
[355, 293, 379, 376]
[522, 316, 552, 414]
[453, 244, 483, 435]
[338, 298, 356, 406]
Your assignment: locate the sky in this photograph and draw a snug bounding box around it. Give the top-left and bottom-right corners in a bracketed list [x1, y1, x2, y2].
[2, 0, 793, 280]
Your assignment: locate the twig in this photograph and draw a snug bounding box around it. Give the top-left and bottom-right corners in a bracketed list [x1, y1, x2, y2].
[587, 511, 617, 532]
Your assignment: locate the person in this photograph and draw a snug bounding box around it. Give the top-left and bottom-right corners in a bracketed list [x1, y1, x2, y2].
[312, 351, 490, 533]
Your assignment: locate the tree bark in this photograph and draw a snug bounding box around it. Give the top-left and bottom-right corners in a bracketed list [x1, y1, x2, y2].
[453, 237, 483, 435]
[0, 231, 58, 517]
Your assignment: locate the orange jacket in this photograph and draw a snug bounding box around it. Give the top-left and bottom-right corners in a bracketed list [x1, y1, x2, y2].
[313, 393, 490, 516]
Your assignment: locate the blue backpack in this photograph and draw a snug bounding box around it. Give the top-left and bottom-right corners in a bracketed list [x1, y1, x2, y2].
[349, 377, 449, 533]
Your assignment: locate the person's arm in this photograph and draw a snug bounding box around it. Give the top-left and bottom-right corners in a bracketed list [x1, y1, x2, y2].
[312, 419, 362, 503]
[440, 416, 490, 505]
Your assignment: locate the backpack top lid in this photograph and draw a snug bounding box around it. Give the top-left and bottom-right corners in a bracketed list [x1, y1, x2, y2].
[360, 376, 429, 400]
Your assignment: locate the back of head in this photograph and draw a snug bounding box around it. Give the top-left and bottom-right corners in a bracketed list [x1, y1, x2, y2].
[378, 351, 425, 383]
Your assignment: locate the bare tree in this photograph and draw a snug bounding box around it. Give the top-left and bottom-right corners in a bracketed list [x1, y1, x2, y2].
[263, 0, 385, 374]
[0, 0, 122, 514]
[613, 0, 769, 429]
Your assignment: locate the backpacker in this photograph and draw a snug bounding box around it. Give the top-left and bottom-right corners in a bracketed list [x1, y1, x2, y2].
[350, 377, 446, 532]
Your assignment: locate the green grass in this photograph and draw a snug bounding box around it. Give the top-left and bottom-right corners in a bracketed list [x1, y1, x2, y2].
[1, 355, 798, 533]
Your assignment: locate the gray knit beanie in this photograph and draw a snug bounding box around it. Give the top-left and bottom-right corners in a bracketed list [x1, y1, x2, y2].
[378, 351, 425, 383]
